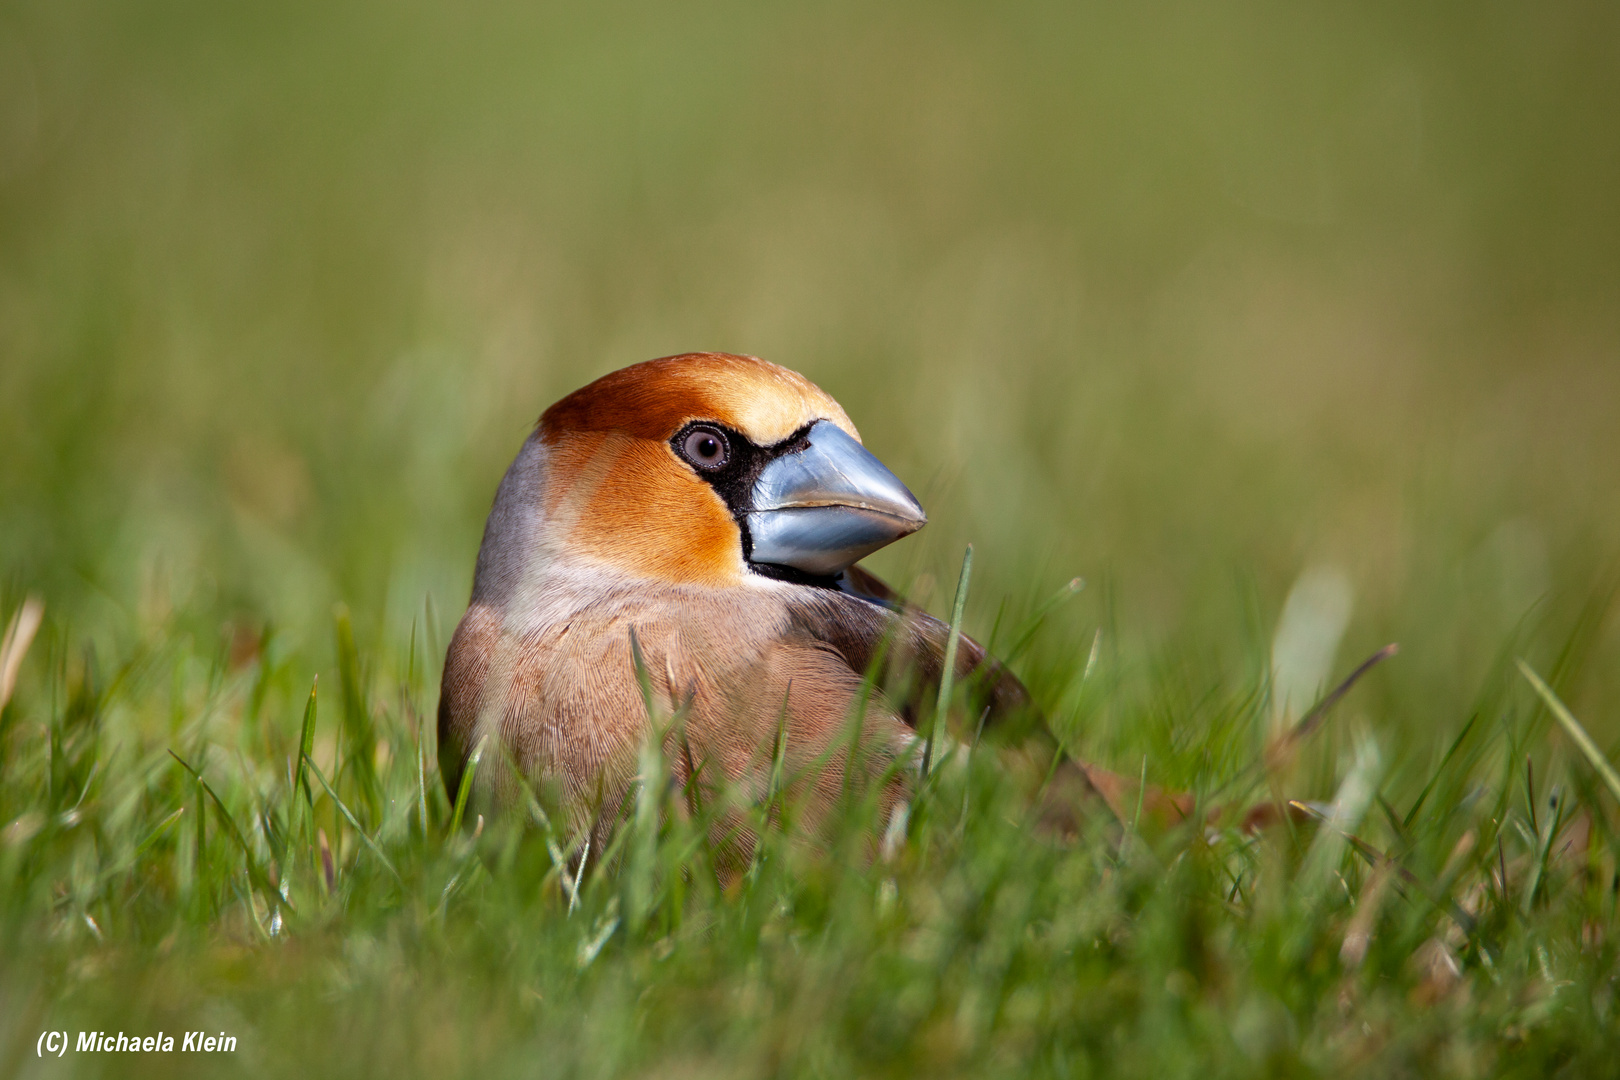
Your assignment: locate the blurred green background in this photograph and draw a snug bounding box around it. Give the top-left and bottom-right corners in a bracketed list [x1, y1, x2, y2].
[3, 0, 1618, 751]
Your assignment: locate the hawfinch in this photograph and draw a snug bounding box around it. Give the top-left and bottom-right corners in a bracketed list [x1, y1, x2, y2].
[438, 353, 1038, 852]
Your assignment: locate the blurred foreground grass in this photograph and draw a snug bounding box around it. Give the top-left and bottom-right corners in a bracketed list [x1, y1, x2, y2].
[2, 572, 1619, 1079]
[2, 0, 1620, 1076]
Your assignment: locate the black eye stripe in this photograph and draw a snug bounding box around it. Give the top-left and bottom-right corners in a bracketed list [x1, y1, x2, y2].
[668, 420, 834, 586]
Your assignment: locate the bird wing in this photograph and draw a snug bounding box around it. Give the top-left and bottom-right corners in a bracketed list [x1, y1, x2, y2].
[796, 566, 1215, 834]
[782, 565, 1036, 740]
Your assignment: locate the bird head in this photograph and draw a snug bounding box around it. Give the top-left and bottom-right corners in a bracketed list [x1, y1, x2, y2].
[533, 352, 926, 586]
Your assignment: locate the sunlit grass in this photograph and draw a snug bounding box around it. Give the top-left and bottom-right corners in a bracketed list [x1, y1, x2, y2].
[4, 1, 1620, 1075]
[1, 575, 1617, 1078]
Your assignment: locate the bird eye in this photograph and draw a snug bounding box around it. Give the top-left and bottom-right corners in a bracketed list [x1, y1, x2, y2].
[681, 427, 730, 470]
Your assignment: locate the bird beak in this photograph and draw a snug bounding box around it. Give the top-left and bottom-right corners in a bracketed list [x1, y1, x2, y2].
[746, 420, 927, 576]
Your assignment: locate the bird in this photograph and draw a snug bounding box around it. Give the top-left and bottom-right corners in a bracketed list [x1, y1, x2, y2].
[437, 351, 1064, 860]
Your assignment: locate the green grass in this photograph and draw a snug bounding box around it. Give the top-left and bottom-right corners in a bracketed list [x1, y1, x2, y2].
[2, 582, 1619, 1078]
[4, 1, 1620, 1076]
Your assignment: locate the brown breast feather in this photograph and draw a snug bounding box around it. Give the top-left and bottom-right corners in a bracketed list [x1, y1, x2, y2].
[437, 576, 925, 857]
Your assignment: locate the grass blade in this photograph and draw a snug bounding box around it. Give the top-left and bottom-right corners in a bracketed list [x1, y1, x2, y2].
[1281, 643, 1400, 749]
[1403, 711, 1479, 830]
[134, 805, 186, 857]
[923, 544, 973, 777]
[1000, 576, 1084, 665]
[304, 755, 403, 883]
[626, 627, 668, 932]
[628, 625, 657, 727]
[1518, 658, 1620, 805]
[169, 751, 287, 908]
[0, 595, 44, 711]
[296, 676, 318, 809]
[417, 734, 430, 836]
[334, 605, 380, 823]
[449, 736, 486, 837]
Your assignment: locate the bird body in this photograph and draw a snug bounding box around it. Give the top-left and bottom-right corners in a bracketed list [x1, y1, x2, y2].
[439, 353, 1027, 850]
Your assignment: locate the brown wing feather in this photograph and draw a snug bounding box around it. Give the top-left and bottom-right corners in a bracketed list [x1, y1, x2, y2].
[808, 567, 1113, 835]
[790, 568, 1034, 737]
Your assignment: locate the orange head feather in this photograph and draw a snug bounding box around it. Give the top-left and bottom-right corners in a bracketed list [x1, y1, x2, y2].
[538, 353, 859, 585]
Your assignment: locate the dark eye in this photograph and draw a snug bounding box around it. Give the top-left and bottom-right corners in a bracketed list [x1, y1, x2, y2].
[681, 427, 729, 470]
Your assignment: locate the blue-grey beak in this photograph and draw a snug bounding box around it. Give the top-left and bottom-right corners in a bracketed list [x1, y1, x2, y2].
[746, 420, 927, 577]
